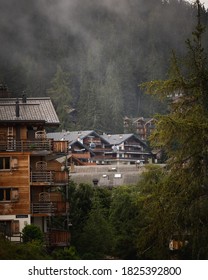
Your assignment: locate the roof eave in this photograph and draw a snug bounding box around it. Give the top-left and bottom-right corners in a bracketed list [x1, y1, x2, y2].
[0, 120, 60, 126]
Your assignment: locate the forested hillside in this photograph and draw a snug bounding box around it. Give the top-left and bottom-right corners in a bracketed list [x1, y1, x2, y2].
[0, 0, 207, 132]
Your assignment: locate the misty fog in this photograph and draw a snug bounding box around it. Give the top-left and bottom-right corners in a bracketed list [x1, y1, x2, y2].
[0, 0, 207, 132]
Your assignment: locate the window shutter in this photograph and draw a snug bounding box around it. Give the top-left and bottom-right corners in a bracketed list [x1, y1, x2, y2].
[11, 220, 19, 234]
[11, 188, 19, 202]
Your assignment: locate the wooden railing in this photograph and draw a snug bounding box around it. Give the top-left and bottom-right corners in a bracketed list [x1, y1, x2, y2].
[30, 171, 54, 184]
[0, 139, 68, 153]
[5, 232, 23, 243]
[31, 201, 66, 214]
[0, 139, 53, 152]
[30, 171, 68, 185]
[0, 224, 23, 243]
[45, 230, 71, 247]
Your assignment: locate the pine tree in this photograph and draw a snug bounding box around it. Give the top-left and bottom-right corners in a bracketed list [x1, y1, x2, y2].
[47, 65, 73, 130]
[140, 0, 208, 259]
[141, 0, 208, 180]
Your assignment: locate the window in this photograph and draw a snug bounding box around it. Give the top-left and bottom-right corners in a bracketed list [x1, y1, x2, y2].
[0, 220, 19, 235]
[0, 188, 19, 202]
[0, 188, 10, 201]
[0, 157, 10, 170]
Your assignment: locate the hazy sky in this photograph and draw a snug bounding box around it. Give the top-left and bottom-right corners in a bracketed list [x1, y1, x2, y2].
[187, 0, 208, 8]
[199, 0, 208, 8]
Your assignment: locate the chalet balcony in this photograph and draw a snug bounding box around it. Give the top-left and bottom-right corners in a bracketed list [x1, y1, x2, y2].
[31, 191, 69, 216]
[31, 201, 67, 215]
[72, 152, 91, 159]
[45, 229, 71, 247]
[30, 171, 54, 185]
[92, 147, 112, 153]
[0, 139, 68, 154]
[0, 139, 53, 152]
[30, 171, 68, 185]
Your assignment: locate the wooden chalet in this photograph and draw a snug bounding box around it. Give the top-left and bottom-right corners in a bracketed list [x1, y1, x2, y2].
[0, 95, 70, 246]
[101, 133, 153, 164]
[47, 130, 109, 166]
[124, 116, 156, 141]
[48, 130, 153, 165]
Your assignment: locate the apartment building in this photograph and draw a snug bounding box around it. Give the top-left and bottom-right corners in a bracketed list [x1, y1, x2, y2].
[0, 95, 70, 246]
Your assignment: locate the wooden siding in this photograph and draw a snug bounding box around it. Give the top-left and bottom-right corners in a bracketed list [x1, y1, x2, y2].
[72, 152, 91, 159]
[45, 230, 71, 247]
[53, 140, 68, 153]
[0, 153, 30, 215]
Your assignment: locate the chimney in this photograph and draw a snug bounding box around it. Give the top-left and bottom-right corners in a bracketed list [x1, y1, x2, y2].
[0, 83, 10, 98]
[22, 93, 27, 103]
[16, 98, 20, 117]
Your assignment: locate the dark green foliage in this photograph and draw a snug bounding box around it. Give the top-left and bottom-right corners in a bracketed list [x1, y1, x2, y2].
[135, 166, 174, 259]
[0, 236, 50, 260]
[78, 195, 115, 259]
[68, 182, 114, 258]
[109, 186, 142, 259]
[139, 1, 208, 259]
[68, 182, 94, 231]
[47, 65, 74, 130]
[51, 246, 80, 260]
[22, 224, 44, 243]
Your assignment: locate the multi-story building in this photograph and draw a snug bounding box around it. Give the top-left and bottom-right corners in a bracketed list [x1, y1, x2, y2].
[101, 133, 152, 164]
[0, 95, 70, 246]
[124, 116, 156, 141]
[47, 130, 97, 166]
[48, 130, 153, 165]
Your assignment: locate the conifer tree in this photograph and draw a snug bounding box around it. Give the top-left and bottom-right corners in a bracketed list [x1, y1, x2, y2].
[140, 0, 208, 259]
[142, 0, 208, 182]
[47, 65, 73, 130]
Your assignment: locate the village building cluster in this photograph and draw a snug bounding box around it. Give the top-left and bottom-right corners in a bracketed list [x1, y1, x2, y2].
[0, 87, 157, 248]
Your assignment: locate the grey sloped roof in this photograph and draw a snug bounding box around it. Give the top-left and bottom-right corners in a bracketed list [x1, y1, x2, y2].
[102, 133, 149, 148]
[47, 130, 96, 144]
[102, 133, 136, 145]
[48, 131, 147, 147]
[0, 97, 59, 125]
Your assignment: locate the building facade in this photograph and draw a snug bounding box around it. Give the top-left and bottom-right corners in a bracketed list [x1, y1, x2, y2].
[0, 96, 70, 246]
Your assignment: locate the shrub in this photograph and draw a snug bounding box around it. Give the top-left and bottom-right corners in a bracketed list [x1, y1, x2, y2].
[22, 224, 44, 243]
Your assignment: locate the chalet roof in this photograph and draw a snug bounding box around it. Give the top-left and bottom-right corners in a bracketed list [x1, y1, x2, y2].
[54, 155, 71, 164]
[47, 131, 148, 148]
[124, 116, 155, 124]
[47, 130, 103, 145]
[0, 97, 59, 125]
[133, 117, 154, 123]
[102, 133, 146, 146]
